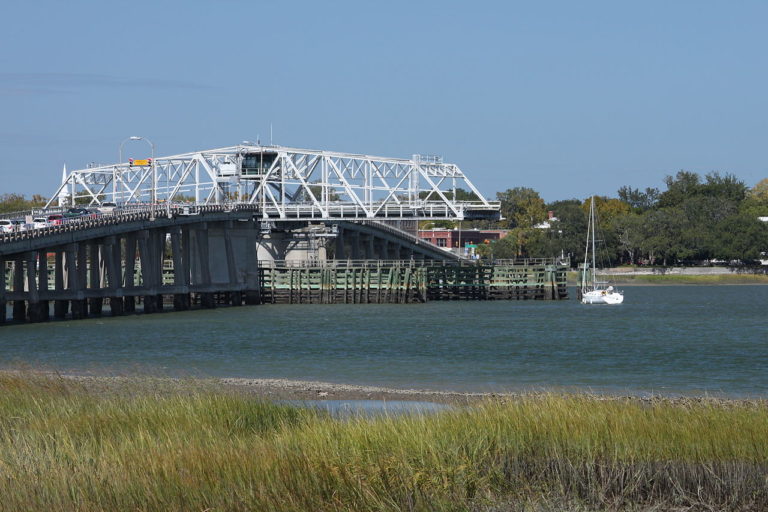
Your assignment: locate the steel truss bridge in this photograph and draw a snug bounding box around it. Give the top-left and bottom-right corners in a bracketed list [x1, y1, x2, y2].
[47, 144, 500, 221]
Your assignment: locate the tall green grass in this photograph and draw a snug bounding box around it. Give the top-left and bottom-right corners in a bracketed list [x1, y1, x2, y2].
[0, 373, 766, 511]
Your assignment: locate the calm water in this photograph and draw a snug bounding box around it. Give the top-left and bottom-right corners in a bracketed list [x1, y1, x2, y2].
[1, 286, 766, 397]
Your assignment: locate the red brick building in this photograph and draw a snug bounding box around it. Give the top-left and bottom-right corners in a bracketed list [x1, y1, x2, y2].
[418, 228, 510, 256]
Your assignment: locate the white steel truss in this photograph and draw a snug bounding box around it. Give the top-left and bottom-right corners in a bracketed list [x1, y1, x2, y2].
[46, 144, 500, 220]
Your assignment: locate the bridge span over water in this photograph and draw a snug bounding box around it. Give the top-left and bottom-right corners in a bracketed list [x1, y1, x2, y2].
[2, 144, 556, 324]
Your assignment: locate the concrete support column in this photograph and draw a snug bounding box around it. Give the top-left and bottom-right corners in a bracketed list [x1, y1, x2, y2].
[154, 230, 165, 312]
[88, 242, 103, 316]
[194, 227, 215, 309]
[244, 222, 260, 305]
[12, 258, 26, 322]
[334, 227, 345, 260]
[54, 250, 68, 319]
[392, 244, 401, 260]
[364, 234, 375, 260]
[33, 250, 50, 322]
[170, 227, 190, 311]
[124, 234, 137, 313]
[350, 231, 361, 260]
[104, 236, 124, 316]
[384, 241, 399, 260]
[69, 243, 88, 319]
[23, 251, 42, 323]
[224, 224, 239, 285]
[138, 230, 158, 314]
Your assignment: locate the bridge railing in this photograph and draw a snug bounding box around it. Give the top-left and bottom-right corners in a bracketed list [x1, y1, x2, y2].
[492, 257, 571, 267]
[257, 258, 568, 268]
[0, 200, 501, 246]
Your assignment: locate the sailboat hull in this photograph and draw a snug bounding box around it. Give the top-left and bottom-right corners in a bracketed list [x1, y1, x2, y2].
[581, 290, 624, 305]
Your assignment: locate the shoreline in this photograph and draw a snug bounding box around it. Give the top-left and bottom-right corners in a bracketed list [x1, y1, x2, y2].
[11, 371, 766, 407]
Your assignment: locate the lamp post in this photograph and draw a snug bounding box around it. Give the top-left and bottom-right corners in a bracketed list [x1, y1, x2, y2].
[119, 136, 156, 221]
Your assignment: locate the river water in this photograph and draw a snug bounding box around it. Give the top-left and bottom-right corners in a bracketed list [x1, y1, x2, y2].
[1, 286, 766, 397]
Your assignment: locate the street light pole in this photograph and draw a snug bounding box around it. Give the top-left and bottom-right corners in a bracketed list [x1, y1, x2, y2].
[120, 136, 156, 221]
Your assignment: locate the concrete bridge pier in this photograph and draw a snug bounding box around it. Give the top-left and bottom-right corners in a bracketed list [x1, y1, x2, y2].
[170, 227, 191, 312]
[224, 223, 242, 308]
[349, 232, 361, 260]
[23, 251, 44, 323]
[68, 242, 88, 320]
[138, 230, 161, 315]
[88, 243, 103, 316]
[334, 227, 346, 259]
[244, 226, 260, 305]
[102, 236, 123, 317]
[12, 258, 26, 322]
[53, 250, 68, 319]
[363, 234, 375, 260]
[124, 234, 137, 313]
[27, 250, 50, 323]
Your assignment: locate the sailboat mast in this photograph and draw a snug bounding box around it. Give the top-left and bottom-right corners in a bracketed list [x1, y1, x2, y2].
[582, 197, 592, 291]
[591, 196, 597, 287]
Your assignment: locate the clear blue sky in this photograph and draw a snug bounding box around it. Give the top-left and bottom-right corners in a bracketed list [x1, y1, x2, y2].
[2, 0, 766, 203]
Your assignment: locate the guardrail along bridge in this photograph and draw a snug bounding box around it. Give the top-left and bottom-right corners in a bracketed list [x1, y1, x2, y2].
[1, 143, 567, 323]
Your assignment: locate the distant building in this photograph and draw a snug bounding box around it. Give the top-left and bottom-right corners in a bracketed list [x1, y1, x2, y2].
[418, 228, 509, 257]
[534, 210, 558, 229]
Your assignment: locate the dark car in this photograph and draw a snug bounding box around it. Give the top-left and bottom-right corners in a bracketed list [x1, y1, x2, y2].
[64, 207, 91, 218]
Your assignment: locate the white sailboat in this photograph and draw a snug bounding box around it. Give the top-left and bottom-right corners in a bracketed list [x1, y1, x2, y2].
[579, 196, 624, 305]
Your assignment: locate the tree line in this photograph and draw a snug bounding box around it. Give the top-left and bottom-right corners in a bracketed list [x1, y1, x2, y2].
[477, 173, 768, 266]
[0, 193, 47, 214]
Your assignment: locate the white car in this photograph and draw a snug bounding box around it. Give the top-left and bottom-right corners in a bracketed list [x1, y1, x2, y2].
[32, 217, 49, 229]
[97, 202, 117, 214]
[11, 219, 28, 232]
[0, 219, 13, 233]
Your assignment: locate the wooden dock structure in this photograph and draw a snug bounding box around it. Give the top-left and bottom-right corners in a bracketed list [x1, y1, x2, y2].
[257, 259, 568, 304]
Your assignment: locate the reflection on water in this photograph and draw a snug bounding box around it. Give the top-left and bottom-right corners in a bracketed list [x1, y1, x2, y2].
[0, 286, 767, 397]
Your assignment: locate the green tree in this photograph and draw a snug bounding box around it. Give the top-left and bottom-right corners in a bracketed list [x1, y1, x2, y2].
[701, 172, 747, 203]
[750, 178, 768, 202]
[0, 193, 47, 213]
[611, 213, 645, 264]
[741, 179, 768, 217]
[488, 234, 519, 259]
[496, 187, 547, 229]
[580, 196, 631, 223]
[710, 214, 768, 262]
[526, 199, 587, 264]
[617, 186, 659, 212]
[658, 171, 702, 208]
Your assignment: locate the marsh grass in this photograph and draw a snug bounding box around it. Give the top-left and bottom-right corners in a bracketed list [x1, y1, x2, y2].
[567, 271, 768, 285]
[0, 373, 766, 511]
[615, 274, 768, 285]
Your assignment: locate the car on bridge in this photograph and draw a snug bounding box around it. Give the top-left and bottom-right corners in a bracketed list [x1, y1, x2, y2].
[97, 202, 117, 214]
[10, 219, 28, 232]
[46, 213, 64, 225]
[32, 217, 50, 229]
[0, 220, 13, 233]
[65, 207, 91, 218]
